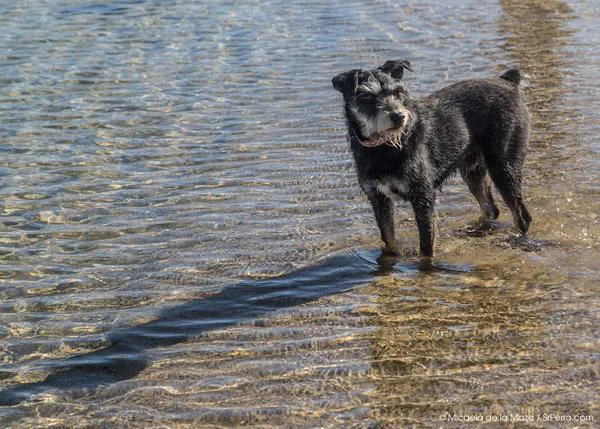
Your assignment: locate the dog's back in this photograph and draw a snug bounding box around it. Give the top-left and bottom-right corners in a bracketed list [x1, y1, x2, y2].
[421, 70, 528, 146]
[424, 69, 522, 99]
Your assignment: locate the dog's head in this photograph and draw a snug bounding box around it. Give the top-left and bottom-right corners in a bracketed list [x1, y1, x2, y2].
[332, 60, 415, 149]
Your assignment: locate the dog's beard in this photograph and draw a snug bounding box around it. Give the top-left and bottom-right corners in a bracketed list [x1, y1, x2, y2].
[381, 129, 405, 149]
[383, 110, 413, 148]
[353, 108, 412, 149]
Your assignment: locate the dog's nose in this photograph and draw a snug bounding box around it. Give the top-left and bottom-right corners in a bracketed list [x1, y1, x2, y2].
[389, 112, 405, 125]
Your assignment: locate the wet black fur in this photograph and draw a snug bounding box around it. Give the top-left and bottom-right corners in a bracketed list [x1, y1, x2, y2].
[333, 61, 532, 257]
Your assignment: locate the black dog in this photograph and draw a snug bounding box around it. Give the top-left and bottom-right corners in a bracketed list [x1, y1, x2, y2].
[332, 60, 531, 257]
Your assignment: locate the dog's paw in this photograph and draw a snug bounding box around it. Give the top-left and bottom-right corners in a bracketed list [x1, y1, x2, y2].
[454, 218, 506, 237]
[381, 243, 401, 256]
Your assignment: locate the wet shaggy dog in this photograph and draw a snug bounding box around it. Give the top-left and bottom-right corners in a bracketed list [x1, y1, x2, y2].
[332, 60, 532, 257]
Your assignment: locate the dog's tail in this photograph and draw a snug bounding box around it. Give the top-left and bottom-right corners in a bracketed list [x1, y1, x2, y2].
[499, 69, 522, 85]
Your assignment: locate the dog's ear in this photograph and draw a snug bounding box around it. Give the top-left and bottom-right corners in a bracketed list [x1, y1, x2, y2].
[332, 69, 360, 95]
[378, 60, 413, 80]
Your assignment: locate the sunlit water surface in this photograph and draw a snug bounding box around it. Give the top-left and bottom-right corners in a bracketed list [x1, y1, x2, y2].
[0, 0, 599, 427]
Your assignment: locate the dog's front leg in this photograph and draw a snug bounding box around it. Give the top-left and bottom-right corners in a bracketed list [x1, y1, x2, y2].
[411, 195, 435, 257]
[369, 193, 398, 254]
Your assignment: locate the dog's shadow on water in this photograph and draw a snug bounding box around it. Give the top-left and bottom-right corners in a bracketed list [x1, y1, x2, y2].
[0, 249, 470, 406]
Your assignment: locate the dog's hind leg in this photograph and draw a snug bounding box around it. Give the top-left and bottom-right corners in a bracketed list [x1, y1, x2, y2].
[482, 115, 532, 235]
[460, 152, 500, 220]
[487, 164, 531, 234]
[484, 139, 532, 234]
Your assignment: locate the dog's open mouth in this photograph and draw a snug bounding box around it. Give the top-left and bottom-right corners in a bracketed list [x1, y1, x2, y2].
[359, 130, 404, 149]
[358, 137, 385, 147]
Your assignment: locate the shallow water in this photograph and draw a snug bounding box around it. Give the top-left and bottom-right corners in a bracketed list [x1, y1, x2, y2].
[0, 0, 599, 427]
